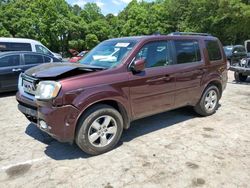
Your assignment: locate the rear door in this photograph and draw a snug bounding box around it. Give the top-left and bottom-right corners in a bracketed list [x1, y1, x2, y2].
[0, 55, 21, 92]
[172, 39, 205, 107]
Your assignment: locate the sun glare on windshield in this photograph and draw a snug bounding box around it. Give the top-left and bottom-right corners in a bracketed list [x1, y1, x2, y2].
[79, 40, 137, 68]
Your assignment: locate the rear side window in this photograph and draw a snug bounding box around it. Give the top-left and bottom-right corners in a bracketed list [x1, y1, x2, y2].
[0, 42, 31, 52]
[174, 40, 201, 64]
[0, 55, 20, 67]
[24, 54, 44, 65]
[205, 40, 222, 61]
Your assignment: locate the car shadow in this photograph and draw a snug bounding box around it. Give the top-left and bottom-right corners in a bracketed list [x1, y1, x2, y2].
[228, 77, 250, 85]
[0, 91, 16, 98]
[121, 107, 197, 143]
[25, 124, 91, 160]
[25, 106, 201, 160]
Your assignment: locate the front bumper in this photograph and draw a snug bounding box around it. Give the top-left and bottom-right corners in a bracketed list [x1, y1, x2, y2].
[229, 66, 250, 75]
[16, 92, 80, 143]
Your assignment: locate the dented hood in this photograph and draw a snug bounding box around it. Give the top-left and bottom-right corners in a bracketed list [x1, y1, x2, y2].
[25, 62, 103, 79]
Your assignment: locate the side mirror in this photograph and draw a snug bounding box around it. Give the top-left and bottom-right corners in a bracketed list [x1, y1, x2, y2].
[130, 59, 145, 73]
[233, 51, 238, 54]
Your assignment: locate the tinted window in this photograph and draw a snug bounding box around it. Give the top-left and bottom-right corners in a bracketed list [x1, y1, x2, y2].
[206, 40, 222, 61]
[24, 54, 44, 65]
[0, 42, 31, 52]
[0, 55, 20, 67]
[174, 40, 201, 64]
[136, 41, 171, 68]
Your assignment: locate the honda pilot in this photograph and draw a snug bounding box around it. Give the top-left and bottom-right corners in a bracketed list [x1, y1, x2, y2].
[16, 33, 228, 155]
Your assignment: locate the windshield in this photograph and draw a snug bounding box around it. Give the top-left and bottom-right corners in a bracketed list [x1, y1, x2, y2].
[79, 40, 137, 68]
[223, 46, 233, 56]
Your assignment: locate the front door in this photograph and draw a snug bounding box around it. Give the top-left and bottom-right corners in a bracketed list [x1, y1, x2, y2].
[129, 41, 176, 119]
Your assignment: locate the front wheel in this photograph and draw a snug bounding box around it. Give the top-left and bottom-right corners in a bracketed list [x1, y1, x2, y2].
[76, 104, 123, 155]
[234, 72, 248, 82]
[194, 85, 220, 116]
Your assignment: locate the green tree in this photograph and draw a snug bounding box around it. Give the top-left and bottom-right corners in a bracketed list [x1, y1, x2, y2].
[85, 34, 99, 50]
[80, 3, 104, 23]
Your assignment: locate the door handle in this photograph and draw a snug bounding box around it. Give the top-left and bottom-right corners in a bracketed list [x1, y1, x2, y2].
[147, 75, 171, 83]
[12, 68, 22, 72]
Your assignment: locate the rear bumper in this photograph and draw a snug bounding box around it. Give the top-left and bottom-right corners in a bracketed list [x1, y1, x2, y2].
[16, 92, 80, 143]
[229, 66, 250, 75]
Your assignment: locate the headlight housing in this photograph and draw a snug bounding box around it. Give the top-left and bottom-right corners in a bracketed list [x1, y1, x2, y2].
[35, 81, 61, 100]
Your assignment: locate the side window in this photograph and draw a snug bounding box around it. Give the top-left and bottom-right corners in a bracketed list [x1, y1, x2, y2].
[24, 54, 44, 65]
[44, 56, 52, 63]
[10, 43, 32, 51]
[238, 47, 246, 53]
[0, 55, 20, 67]
[174, 40, 201, 64]
[52, 57, 61, 62]
[205, 40, 222, 61]
[35, 45, 53, 56]
[0, 42, 8, 52]
[135, 41, 171, 68]
[0, 42, 31, 52]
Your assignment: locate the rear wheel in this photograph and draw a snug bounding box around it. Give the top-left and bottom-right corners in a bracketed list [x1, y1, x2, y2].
[194, 85, 219, 116]
[76, 104, 123, 155]
[234, 72, 247, 82]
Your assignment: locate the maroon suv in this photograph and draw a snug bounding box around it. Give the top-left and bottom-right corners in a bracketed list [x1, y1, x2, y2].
[16, 33, 228, 155]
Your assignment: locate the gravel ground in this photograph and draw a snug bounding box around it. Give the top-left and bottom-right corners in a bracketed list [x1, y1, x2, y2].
[0, 71, 249, 188]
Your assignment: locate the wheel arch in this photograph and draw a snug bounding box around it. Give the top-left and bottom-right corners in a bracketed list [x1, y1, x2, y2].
[204, 79, 222, 99]
[74, 99, 130, 139]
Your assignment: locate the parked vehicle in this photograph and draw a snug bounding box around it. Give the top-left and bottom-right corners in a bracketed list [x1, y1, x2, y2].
[230, 57, 250, 82]
[16, 33, 228, 155]
[0, 51, 61, 93]
[223, 45, 247, 65]
[0, 37, 62, 60]
[69, 51, 88, 63]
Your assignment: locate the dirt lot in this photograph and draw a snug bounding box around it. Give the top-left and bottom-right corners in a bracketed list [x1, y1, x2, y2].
[0, 71, 249, 188]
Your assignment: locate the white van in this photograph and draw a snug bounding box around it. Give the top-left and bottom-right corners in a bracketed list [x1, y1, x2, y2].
[0, 37, 62, 60]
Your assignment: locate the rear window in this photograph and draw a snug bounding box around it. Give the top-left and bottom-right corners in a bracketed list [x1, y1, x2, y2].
[0, 55, 20, 67]
[0, 42, 32, 52]
[24, 54, 44, 65]
[206, 40, 222, 61]
[173, 40, 201, 64]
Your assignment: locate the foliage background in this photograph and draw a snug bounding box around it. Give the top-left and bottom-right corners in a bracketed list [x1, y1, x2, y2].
[0, 0, 250, 55]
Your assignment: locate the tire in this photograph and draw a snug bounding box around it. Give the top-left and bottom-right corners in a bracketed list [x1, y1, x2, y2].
[76, 104, 123, 155]
[194, 85, 220, 116]
[234, 72, 247, 82]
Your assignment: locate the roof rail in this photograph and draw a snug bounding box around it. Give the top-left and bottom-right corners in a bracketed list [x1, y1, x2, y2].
[168, 32, 211, 36]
